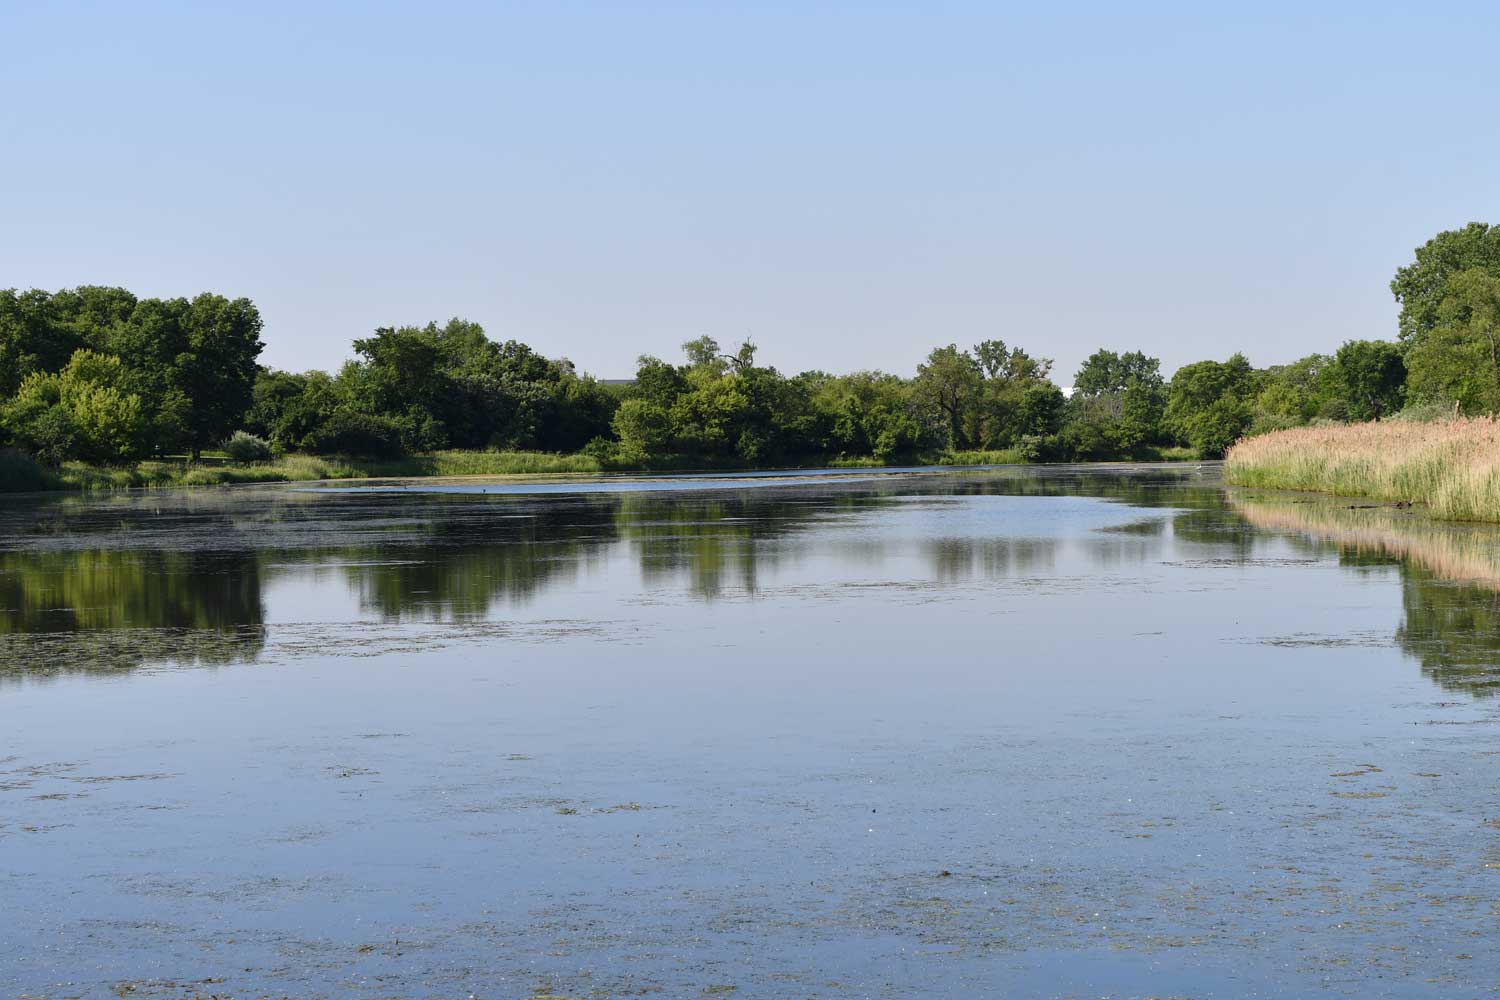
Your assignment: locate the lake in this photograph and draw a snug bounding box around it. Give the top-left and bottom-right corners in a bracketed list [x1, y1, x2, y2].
[3, 464, 1499, 998]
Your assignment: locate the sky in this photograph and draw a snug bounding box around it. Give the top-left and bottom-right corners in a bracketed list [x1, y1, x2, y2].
[3, 2, 1499, 383]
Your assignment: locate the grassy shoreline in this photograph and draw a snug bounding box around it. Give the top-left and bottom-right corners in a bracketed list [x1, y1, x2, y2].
[1225, 418, 1500, 522]
[2, 444, 1203, 494]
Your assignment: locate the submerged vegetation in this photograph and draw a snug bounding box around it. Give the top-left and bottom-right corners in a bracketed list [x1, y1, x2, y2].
[5, 222, 1500, 491]
[1226, 418, 1500, 521]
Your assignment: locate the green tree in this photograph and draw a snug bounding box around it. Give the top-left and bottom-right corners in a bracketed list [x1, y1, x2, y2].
[1165, 354, 1255, 456]
[2, 349, 147, 463]
[633, 355, 688, 408]
[179, 294, 264, 458]
[682, 335, 727, 373]
[0, 289, 81, 398]
[1072, 349, 1160, 398]
[915, 345, 982, 448]
[1068, 349, 1166, 452]
[1255, 354, 1340, 423]
[1331, 340, 1406, 421]
[1391, 222, 1500, 348]
[1405, 268, 1500, 414]
[612, 398, 674, 459]
[104, 293, 263, 458]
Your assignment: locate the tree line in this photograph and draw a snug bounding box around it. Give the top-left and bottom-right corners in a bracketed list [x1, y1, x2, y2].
[3, 222, 1499, 469]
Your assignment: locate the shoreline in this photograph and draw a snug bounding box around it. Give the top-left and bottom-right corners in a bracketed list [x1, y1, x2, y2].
[1, 448, 1203, 496]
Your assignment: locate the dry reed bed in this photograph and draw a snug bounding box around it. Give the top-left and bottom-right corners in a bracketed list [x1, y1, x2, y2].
[1225, 418, 1500, 522]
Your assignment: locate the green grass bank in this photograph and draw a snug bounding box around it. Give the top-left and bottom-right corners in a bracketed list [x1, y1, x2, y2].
[2, 444, 1203, 494]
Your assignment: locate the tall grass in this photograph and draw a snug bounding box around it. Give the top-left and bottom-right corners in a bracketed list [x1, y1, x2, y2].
[1226, 417, 1500, 522]
[940, 449, 1026, 466]
[0, 449, 604, 493]
[358, 450, 603, 478]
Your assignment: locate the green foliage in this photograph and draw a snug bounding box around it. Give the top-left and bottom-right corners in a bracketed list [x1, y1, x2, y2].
[1255, 353, 1341, 423]
[0, 448, 64, 491]
[1332, 339, 1406, 420]
[23, 220, 1500, 482]
[1405, 268, 1500, 414]
[1164, 354, 1255, 456]
[223, 431, 273, 464]
[1069, 349, 1167, 455]
[1073, 349, 1160, 398]
[1391, 222, 1500, 347]
[914, 344, 983, 448]
[2, 349, 148, 464]
[612, 398, 674, 459]
[810, 370, 929, 461]
[301, 410, 407, 457]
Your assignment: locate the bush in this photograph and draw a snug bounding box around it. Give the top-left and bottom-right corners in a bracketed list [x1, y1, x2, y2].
[0, 448, 63, 491]
[302, 411, 406, 457]
[1392, 399, 1462, 423]
[1017, 434, 1060, 462]
[222, 431, 273, 464]
[580, 436, 620, 462]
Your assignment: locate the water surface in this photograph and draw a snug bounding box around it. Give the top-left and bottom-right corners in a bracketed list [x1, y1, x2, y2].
[3, 465, 1499, 998]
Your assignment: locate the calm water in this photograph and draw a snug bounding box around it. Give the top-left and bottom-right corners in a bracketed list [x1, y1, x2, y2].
[3, 465, 1500, 998]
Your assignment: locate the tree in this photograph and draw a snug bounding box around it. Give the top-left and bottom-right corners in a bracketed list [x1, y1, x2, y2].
[1331, 340, 1405, 421]
[104, 293, 263, 458]
[0, 289, 80, 398]
[1068, 349, 1167, 452]
[811, 371, 929, 460]
[178, 294, 264, 458]
[1391, 222, 1500, 348]
[1072, 349, 1160, 398]
[682, 335, 725, 372]
[1405, 268, 1500, 414]
[915, 345, 982, 448]
[612, 398, 674, 459]
[1165, 354, 1255, 456]
[2, 349, 147, 463]
[1256, 354, 1340, 423]
[634, 355, 688, 408]
[1187, 397, 1254, 456]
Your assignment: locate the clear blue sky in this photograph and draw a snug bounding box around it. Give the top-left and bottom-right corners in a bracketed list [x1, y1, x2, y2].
[4, 2, 1497, 382]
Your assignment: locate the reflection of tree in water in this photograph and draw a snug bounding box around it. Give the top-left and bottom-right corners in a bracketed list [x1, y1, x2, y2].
[0, 465, 1235, 676]
[1397, 568, 1500, 698]
[948, 466, 1254, 558]
[0, 547, 265, 679]
[337, 495, 623, 620]
[616, 490, 875, 599]
[1231, 494, 1500, 699]
[924, 537, 1058, 581]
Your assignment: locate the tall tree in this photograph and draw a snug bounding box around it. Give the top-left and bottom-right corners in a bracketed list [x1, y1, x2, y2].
[1405, 268, 1500, 414]
[682, 335, 726, 372]
[1165, 353, 1255, 456]
[1332, 340, 1406, 420]
[915, 345, 982, 448]
[0, 290, 78, 397]
[1391, 222, 1500, 348]
[179, 294, 264, 458]
[1073, 349, 1161, 398]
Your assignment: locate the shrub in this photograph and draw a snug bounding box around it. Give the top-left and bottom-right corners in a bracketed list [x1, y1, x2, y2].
[222, 431, 273, 464]
[580, 436, 620, 462]
[302, 411, 406, 457]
